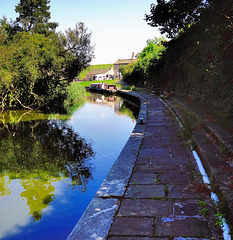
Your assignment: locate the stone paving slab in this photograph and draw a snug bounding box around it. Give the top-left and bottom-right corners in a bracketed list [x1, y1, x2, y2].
[170, 147, 192, 158]
[137, 157, 190, 165]
[117, 199, 173, 217]
[147, 122, 173, 127]
[174, 200, 205, 216]
[159, 172, 194, 184]
[95, 164, 133, 198]
[146, 126, 172, 137]
[147, 111, 165, 116]
[174, 238, 211, 240]
[129, 173, 158, 185]
[138, 148, 171, 159]
[146, 126, 166, 134]
[125, 185, 165, 198]
[109, 217, 154, 236]
[108, 237, 169, 240]
[168, 185, 202, 199]
[147, 118, 171, 124]
[134, 163, 192, 173]
[67, 198, 119, 240]
[156, 217, 211, 237]
[141, 139, 171, 148]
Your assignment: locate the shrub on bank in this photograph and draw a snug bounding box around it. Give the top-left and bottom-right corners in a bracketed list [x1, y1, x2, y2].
[64, 82, 86, 114]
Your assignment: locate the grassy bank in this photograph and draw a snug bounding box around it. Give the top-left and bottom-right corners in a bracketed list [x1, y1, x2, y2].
[78, 79, 124, 89]
[78, 64, 114, 80]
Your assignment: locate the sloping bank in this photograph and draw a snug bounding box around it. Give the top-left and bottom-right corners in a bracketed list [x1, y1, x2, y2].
[164, 96, 233, 231]
[67, 90, 147, 240]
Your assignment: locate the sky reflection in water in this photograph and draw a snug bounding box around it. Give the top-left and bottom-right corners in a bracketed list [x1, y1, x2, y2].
[0, 93, 138, 240]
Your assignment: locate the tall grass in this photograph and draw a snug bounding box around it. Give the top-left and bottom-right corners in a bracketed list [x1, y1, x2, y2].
[64, 82, 86, 114]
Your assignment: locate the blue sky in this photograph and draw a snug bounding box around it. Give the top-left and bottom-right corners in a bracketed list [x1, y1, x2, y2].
[0, 0, 161, 64]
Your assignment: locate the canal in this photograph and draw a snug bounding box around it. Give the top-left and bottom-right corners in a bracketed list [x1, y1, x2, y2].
[0, 92, 139, 240]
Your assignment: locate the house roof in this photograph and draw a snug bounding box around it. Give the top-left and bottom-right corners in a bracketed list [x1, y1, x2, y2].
[114, 59, 137, 65]
[86, 69, 110, 75]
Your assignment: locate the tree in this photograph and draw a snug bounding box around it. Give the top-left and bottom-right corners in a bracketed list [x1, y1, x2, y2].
[0, 0, 95, 112]
[145, 0, 209, 37]
[15, 0, 58, 35]
[0, 28, 63, 110]
[0, 17, 94, 112]
[143, 0, 233, 116]
[59, 22, 95, 80]
[120, 37, 166, 86]
[138, 36, 166, 61]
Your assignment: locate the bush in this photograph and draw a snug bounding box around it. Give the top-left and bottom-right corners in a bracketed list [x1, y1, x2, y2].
[64, 82, 86, 114]
[120, 37, 166, 87]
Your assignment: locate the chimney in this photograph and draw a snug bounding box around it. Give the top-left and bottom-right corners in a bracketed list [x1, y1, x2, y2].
[132, 52, 134, 60]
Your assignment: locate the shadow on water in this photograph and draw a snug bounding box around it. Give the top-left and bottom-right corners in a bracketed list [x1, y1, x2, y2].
[0, 119, 95, 221]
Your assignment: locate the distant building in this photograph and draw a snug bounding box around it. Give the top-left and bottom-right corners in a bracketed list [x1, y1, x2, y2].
[86, 67, 114, 81]
[114, 53, 137, 80]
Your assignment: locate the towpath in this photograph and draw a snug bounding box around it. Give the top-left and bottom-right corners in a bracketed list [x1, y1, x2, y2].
[68, 91, 232, 240]
[106, 93, 223, 239]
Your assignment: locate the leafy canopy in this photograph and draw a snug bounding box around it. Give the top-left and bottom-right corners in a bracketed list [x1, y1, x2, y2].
[59, 22, 95, 80]
[143, 0, 233, 116]
[15, 0, 58, 35]
[0, 1, 94, 112]
[120, 37, 166, 86]
[145, 0, 209, 37]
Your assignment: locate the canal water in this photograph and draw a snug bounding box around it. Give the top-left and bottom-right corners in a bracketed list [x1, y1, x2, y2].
[0, 92, 139, 240]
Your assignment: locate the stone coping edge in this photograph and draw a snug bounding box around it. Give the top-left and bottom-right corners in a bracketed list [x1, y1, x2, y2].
[67, 91, 147, 240]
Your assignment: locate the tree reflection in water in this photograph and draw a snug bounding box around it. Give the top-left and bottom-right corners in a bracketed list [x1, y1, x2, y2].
[0, 119, 95, 221]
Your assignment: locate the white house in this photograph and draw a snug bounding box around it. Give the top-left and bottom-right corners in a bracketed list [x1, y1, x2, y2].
[86, 66, 114, 81]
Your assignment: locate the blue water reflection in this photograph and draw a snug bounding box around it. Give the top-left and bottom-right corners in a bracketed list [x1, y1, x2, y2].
[0, 93, 138, 240]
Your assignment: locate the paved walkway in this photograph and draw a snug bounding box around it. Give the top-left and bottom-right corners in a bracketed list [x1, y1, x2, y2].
[106, 94, 222, 239]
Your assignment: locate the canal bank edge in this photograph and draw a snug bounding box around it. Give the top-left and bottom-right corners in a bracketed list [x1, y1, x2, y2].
[67, 90, 147, 240]
[67, 89, 233, 239]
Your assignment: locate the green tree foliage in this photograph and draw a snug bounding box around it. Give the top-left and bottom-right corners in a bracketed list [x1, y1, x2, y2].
[120, 37, 166, 86]
[0, 1, 94, 113]
[137, 37, 166, 74]
[145, 0, 209, 37]
[143, 0, 233, 116]
[0, 29, 65, 111]
[15, 0, 58, 35]
[59, 22, 95, 80]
